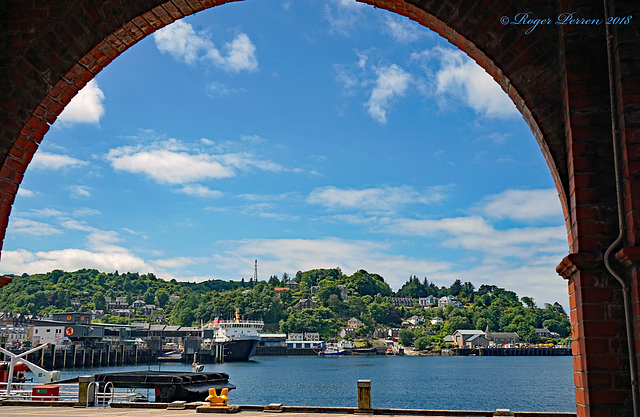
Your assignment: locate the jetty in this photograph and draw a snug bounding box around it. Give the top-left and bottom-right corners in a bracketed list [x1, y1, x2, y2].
[452, 347, 571, 356]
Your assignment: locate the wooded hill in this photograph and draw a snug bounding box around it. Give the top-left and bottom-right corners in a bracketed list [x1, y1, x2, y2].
[0, 268, 570, 343]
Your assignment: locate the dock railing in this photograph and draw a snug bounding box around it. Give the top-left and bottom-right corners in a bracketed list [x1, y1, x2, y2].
[0, 381, 140, 404]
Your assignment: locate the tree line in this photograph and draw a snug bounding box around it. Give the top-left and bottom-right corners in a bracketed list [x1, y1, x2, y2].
[0, 268, 571, 343]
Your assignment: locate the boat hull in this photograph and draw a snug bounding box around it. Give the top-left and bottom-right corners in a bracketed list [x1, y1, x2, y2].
[223, 338, 259, 362]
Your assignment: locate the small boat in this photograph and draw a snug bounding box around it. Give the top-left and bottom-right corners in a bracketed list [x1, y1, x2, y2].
[319, 344, 345, 356]
[157, 350, 183, 362]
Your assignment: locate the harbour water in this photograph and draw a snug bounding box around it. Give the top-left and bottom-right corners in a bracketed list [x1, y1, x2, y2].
[57, 355, 576, 413]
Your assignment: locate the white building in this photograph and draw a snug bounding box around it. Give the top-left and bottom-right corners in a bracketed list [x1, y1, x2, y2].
[28, 324, 65, 346]
[438, 295, 464, 308]
[431, 317, 443, 325]
[0, 326, 27, 346]
[419, 296, 436, 307]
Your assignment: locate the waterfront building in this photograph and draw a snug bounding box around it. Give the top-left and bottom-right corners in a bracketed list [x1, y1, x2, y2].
[338, 339, 355, 349]
[286, 339, 326, 349]
[305, 332, 320, 341]
[485, 327, 520, 345]
[259, 333, 286, 347]
[51, 312, 91, 324]
[464, 333, 490, 348]
[28, 323, 65, 346]
[452, 329, 485, 348]
[0, 326, 27, 347]
[288, 333, 304, 341]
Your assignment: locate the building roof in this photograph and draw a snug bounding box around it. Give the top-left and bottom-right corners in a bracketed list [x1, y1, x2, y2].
[453, 329, 484, 335]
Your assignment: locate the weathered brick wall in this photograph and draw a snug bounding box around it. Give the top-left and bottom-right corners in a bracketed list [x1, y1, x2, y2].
[1, 1, 640, 416]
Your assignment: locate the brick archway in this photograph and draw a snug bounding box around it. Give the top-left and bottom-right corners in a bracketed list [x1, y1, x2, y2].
[1, 1, 639, 416]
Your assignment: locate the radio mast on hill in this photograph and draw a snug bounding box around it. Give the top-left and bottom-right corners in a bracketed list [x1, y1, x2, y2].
[254, 259, 258, 281]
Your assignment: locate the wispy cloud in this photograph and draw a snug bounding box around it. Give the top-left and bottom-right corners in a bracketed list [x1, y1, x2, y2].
[366, 64, 411, 123]
[31, 152, 89, 170]
[420, 47, 519, 119]
[154, 20, 258, 72]
[477, 188, 563, 222]
[0, 247, 152, 276]
[212, 237, 452, 288]
[107, 145, 234, 185]
[57, 80, 105, 125]
[383, 15, 423, 43]
[9, 218, 62, 237]
[68, 185, 91, 198]
[308, 185, 447, 214]
[323, 0, 366, 35]
[179, 185, 224, 198]
[106, 138, 295, 186]
[17, 188, 35, 198]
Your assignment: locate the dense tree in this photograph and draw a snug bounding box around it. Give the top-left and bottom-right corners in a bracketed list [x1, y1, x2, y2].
[0, 269, 570, 342]
[398, 329, 414, 346]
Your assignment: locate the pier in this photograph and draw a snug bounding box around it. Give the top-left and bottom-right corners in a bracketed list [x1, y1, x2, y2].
[6, 344, 226, 370]
[453, 347, 571, 356]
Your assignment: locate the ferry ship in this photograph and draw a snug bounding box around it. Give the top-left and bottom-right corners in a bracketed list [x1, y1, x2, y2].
[203, 309, 264, 362]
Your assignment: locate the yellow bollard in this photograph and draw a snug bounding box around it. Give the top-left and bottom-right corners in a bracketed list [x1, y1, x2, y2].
[205, 388, 229, 406]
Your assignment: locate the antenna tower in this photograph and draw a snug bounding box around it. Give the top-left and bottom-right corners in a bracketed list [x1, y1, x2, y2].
[254, 259, 258, 281]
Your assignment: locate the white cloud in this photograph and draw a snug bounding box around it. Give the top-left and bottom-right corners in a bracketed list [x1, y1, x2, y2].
[324, 0, 365, 35]
[17, 188, 35, 198]
[223, 33, 258, 72]
[179, 185, 224, 198]
[308, 185, 446, 214]
[107, 146, 234, 185]
[68, 185, 91, 198]
[366, 64, 410, 123]
[211, 233, 569, 305]
[106, 139, 292, 185]
[443, 225, 568, 259]
[479, 188, 563, 221]
[212, 237, 452, 290]
[28, 208, 64, 217]
[0, 248, 152, 276]
[206, 81, 246, 98]
[57, 80, 105, 125]
[153, 257, 197, 268]
[31, 152, 89, 170]
[389, 216, 495, 236]
[9, 218, 62, 237]
[73, 207, 102, 217]
[433, 48, 518, 119]
[384, 15, 423, 43]
[154, 20, 258, 72]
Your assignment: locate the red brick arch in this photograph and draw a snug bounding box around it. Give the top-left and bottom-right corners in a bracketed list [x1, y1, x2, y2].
[1, 1, 639, 416]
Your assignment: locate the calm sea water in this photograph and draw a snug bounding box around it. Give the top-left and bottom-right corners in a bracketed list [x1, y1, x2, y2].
[58, 355, 576, 412]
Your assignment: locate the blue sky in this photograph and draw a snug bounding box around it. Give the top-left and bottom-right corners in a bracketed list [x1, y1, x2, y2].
[0, 0, 570, 306]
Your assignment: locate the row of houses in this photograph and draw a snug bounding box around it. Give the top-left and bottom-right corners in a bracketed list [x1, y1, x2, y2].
[392, 295, 464, 308]
[448, 327, 562, 348]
